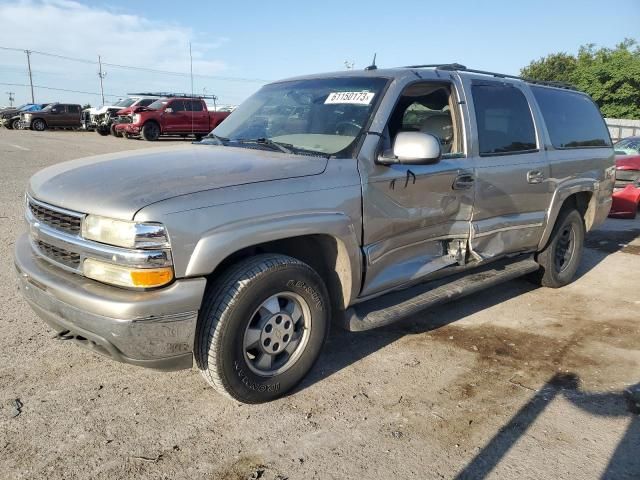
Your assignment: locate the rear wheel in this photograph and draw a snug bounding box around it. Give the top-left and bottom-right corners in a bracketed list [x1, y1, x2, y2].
[531, 208, 585, 288]
[195, 254, 330, 403]
[32, 119, 46, 131]
[96, 125, 110, 136]
[140, 122, 160, 141]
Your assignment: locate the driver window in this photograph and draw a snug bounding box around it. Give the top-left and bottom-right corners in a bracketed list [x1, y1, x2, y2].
[386, 83, 462, 157]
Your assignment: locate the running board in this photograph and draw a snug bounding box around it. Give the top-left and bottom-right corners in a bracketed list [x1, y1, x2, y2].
[342, 256, 539, 332]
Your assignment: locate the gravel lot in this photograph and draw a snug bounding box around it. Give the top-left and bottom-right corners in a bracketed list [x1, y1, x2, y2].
[1, 129, 639, 480]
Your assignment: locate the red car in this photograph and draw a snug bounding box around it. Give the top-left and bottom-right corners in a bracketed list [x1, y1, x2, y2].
[122, 97, 230, 141]
[609, 153, 640, 219]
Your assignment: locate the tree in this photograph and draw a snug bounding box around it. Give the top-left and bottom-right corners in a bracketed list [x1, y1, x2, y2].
[521, 39, 640, 119]
[82, 103, 92, 109]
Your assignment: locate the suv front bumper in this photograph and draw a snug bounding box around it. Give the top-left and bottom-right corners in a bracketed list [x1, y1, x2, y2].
[14, 233, 207, 371]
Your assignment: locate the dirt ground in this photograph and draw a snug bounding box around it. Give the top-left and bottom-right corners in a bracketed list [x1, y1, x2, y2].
[1, 129, 639, 480]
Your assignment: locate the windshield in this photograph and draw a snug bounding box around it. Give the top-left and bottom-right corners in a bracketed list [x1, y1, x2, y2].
[148, 99, 169, 110]
[211, 77, 388, 156]
[19, 104, 37, 111]
[115, 98, 136, 108]
[614, 137, 640, 155]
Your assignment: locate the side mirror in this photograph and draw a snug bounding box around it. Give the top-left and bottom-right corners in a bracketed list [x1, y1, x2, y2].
[165, 107, 173, 114]
[377, 132, 442, 165]
[50, 109, 59, 114]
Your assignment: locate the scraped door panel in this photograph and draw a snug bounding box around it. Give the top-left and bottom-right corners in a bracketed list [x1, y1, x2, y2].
[360, 158, 474, 297]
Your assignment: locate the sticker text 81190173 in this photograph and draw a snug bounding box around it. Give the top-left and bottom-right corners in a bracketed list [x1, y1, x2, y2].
[324, 91, 375, 105]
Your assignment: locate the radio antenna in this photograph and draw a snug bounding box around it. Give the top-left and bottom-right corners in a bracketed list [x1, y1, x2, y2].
[365, 53, 377, 71]
[189, 42, 194, 138]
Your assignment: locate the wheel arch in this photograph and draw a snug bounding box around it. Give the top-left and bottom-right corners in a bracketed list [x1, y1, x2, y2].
[538, 184, 595, 251]
[31, 117, 47, 128]
[187, 214, 362, 311]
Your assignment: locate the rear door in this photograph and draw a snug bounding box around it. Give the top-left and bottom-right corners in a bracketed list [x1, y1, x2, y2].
[464, 79, 552, 258]
[187, 100, 209, 132]
[66, 105, 81, 126]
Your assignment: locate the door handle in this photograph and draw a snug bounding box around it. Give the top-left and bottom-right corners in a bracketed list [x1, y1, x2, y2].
[527, 170, 545, 184]
[453, 173, 475, 190]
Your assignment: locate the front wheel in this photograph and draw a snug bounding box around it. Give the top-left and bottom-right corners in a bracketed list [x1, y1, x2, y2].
[140, 122, 160, 141]
[532, 208, 585, 288]
[195, 254, 330, 403]
[31, 119, 47, 131]
[10, 118, 20, 130]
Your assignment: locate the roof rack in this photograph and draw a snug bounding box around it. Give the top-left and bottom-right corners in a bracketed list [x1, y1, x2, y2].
[127, 92, 219, 100]
[400, 64, 578, 91]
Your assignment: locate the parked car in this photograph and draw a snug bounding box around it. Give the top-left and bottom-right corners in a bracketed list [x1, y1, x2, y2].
[15, 65, 614, 403]
[1, 103, 50, 129]
[122, 97, 230, 141]
[609, 153, 640, 218]
[20, 103, 82, 131]
[82, 95, 160, 135]
[614, 136, 640, 156]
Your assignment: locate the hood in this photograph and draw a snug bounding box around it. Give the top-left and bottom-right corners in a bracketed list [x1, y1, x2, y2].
[1, 108, 21, 118]
[88, 105, 119, 115]
[29, 144, 328, 219]
[615, 154, 640, 171]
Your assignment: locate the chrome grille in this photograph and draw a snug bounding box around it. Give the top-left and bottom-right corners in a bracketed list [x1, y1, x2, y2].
[35, 240, 81, 269]
[28, 200, 82, 235]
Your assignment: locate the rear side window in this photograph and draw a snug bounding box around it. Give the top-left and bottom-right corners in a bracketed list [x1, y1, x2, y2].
[531, 87, 611, 148]
[68, 105, 80, 113]
[472, 83, 537, 156]
[191, 101, 203, 112]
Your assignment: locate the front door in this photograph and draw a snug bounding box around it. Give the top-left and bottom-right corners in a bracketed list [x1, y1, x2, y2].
[464, 79, 552, 258]
[163, 100, 188, 133]
[358, 80, 474, 297]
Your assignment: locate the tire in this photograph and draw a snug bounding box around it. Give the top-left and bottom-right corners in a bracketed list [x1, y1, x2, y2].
[10, 119, 20, 130]
[195, 254, 330, 403]
[141, 122, 160, 141]
[194, 134, 204, 141]
[96, 125, 110, 136]
[531, 208, 585, 288]
[110, 124, 122, 137]
[31, 118, 47, 131]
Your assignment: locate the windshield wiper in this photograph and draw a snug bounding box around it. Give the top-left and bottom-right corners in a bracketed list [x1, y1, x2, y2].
[233, 138, 293, 154]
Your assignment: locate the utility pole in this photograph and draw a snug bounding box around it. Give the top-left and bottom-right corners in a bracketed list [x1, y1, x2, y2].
[25, 50, 34, 102]
[6, 92, 15, 107]
[97, 55, 106, 106]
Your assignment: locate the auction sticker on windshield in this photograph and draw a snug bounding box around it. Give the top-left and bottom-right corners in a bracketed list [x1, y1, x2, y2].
[325, 91, 375, 105]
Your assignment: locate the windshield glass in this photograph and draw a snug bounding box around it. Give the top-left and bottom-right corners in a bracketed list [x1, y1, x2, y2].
[211, 77, 388, 156]
[614, 137, 640, 155]
[148, 99, 169, 110]
[115, 98, 136, 108]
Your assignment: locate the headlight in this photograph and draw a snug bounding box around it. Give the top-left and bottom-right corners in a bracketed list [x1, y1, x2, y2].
[83, 258, 173, 288]
[132, 114, 140, 123]
[82, 215, 170, 249]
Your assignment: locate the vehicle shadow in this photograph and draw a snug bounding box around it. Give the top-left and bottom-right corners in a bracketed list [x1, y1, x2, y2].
[453, 373, 640, 479]
[576, 226, 640, 279]
[300, 278, 538, 390]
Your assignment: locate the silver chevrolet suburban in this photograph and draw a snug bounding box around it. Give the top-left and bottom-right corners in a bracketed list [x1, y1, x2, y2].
[15, 65, 615, 403]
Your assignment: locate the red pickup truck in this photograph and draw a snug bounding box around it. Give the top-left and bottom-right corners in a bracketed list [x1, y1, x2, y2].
[123, 97, 230, 141]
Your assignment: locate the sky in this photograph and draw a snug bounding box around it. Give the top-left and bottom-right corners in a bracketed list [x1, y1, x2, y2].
[0, 0, 639, 108]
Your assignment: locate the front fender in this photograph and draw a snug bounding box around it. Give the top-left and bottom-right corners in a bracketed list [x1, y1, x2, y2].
[186, 212, 362, 307]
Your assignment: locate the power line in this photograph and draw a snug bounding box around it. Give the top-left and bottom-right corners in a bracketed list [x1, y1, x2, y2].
[0, 82, 123, 98]
[0, 45, 270, 83]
